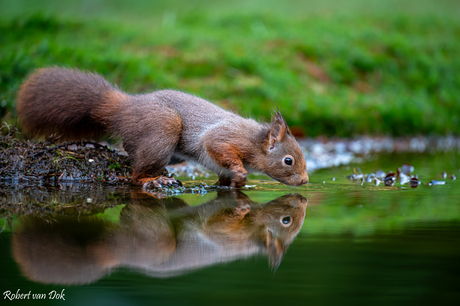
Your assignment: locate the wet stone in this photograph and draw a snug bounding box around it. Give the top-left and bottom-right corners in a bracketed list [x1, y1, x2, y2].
[409, 177, 420, 188]
[401, 163, 414, 175]
[346, 163, 449, 189]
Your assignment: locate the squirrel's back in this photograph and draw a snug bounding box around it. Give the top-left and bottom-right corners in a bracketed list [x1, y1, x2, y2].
[17, 67, 125, 140]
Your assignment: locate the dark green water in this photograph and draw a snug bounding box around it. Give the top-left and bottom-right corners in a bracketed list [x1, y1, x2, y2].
[1, 153, 459, 305]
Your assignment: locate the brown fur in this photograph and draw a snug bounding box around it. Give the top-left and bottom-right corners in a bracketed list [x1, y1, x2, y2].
[17, 68, 120, 140]
[17, 67, 309, 186]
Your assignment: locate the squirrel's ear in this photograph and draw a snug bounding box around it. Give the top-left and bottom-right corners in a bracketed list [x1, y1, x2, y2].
[265, 228, 284, 270]
[267, 109, 291, 150]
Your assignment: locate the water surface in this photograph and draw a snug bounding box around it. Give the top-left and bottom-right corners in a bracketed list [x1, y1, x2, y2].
[1, 153, 459, 305]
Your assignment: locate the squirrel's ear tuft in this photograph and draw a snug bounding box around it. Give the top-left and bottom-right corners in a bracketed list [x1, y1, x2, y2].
[267, 109, 291, 150]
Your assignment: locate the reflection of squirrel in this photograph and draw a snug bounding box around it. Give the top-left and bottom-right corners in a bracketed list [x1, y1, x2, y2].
[12, 191, 308, 284]
[17, 68, 309, 187]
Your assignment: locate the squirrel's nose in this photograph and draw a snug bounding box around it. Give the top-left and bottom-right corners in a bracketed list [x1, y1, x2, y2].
[300, 174, 309, 185]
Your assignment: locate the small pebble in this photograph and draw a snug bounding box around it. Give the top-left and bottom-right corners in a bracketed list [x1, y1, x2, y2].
[375, 170, 386, 179]
[409, 178, 420, 188]
[384, 177, 395, 186]
[399, 173, 410, 185]
[402, 163, 414, 175]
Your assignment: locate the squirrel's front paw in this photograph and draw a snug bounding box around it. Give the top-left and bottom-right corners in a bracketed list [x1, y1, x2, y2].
[140, 176, 183, 189]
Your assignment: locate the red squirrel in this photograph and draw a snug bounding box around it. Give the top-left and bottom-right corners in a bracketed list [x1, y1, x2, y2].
[16, 68, 309, 188]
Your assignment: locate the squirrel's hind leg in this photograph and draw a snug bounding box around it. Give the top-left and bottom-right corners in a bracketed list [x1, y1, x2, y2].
[124, 110, 183, 188]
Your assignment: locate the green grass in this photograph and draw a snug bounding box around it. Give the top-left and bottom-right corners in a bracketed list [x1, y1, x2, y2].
[1, 0, 460, 137]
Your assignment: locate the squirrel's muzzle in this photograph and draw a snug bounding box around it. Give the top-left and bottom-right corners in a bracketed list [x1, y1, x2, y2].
[298, 173, 309, 186]
[284, 172, 309, 187]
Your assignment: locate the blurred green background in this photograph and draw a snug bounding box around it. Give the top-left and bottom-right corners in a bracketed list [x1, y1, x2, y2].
[1, 0, 459, 137]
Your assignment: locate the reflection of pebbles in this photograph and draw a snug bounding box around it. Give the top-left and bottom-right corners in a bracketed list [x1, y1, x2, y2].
[12, 191, 307, 285]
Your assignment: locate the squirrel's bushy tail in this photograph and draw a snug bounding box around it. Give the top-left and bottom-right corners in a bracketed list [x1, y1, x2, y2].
[17, 67, 126, 140]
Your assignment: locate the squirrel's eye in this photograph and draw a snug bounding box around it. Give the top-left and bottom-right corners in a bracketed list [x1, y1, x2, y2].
[284, 157, 293, 166]
[281, 216, 292, 226]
